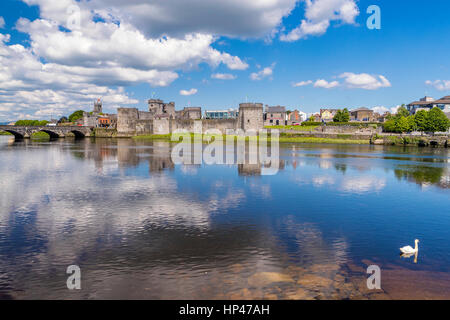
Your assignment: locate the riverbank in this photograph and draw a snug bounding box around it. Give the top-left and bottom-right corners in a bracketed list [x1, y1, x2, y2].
[132, 133, 370, 145]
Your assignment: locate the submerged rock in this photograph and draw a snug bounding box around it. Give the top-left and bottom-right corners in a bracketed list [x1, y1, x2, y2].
[248, 272, 294, 287]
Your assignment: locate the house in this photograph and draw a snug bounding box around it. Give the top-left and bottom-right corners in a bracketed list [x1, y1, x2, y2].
[310, 113, 321, 122]
[350, 107, 374, 122]
[319, 109, 339, 122]
[433, 95, 450, 113]
[204, 109, 238, 119]
[264, 106, 287, 126]
[407, 95, 450, 114]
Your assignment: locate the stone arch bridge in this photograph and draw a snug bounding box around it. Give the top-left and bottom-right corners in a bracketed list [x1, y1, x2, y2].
[0, 125, 93, 140]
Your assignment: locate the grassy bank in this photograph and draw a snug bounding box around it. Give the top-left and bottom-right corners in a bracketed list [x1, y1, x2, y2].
[0, 131, 12, 135]
[265, 125, 319, 131]
[31, 132, 51, 140]
[133, 133, 370, 145]
[278, 136, 369, 144]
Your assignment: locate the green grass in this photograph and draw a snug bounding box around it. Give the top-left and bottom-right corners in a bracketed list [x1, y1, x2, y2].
[278, 137, 370, 144]
[0, 131, 12, 135]
[265, 125, 319, 131]
[132, 133, 369, 145]
[31, 131, 51, 140]
[133, 134, 173, 140]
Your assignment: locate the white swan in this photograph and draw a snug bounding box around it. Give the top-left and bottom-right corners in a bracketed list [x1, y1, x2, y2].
[400, 239, 419, 254]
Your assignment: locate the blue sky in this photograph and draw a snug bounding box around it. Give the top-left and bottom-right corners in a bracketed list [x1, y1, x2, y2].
[0, 0, 449, 121]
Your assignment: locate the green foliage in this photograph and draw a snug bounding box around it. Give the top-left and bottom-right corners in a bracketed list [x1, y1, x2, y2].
[383, 107, 450, 133]
[333, 108, 350, 122]
[58, 116, 68, 124]
[414, 110, 428, 132]
[68, 110, 85, 122]
[15, 120, 49, 126]
[397, 106, 410, 118]
[427, 107, 450, 132]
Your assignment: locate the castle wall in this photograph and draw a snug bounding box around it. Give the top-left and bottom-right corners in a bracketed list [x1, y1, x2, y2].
[138, 111, 153, 120]
[117, 103, 264, 136]
[136, 120, 153, 135]
[153, 119, 171, 135]
[117, 108, 139, 136]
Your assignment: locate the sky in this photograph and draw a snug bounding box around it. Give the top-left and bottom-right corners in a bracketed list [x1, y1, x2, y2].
[0, 0, 449, 121]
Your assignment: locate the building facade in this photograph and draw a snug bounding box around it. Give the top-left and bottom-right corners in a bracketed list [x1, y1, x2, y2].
[320, 109, 339, 122]
[407, 96, 450, 116]
[83, 99, 117, 128]
[350, 108, 375, 122]
[204, 109, 238, 119]
[264, 106, 287, 126]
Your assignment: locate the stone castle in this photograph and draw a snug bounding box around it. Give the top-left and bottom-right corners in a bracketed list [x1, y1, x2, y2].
[117, 100, 263, 137]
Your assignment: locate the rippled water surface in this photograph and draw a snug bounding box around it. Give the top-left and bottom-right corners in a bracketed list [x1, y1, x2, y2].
[0, 136, 449, 299]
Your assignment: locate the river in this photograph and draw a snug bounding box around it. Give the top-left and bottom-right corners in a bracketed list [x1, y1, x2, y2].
[0, 136, 449, 299]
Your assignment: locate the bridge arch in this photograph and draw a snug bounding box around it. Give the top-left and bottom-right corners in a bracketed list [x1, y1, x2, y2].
[3, 130, 24, 140]
[39, 130, 60, 139]
[69, 130, 86, 139]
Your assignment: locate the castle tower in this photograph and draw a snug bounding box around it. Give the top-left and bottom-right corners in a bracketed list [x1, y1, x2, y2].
[238, 103, 263, 131]
[148, 99, 165, 114]
[94, 99, 102, 114]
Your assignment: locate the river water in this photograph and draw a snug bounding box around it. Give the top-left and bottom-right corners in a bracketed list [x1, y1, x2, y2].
[0, 136, 449, 299]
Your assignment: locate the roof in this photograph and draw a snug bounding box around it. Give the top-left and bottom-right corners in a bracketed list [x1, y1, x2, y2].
[434, 96, 450, 104]
[351, 107, 373, 112]
[408, 101, 433, 106]
[266, 106, 286, 113]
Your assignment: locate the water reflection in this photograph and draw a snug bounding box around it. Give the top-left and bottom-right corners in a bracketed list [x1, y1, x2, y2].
[0, 137, 449, 299]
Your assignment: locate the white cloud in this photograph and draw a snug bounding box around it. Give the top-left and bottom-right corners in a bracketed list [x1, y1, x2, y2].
[0, 16, 5, 29]
[314, 79, 339, 88]
[426, 80, 450, 91]
[339, 72, 391, 90]
[293, 80, 313, 87]
[371, 106, 400, 115]
[179, 88, 198, 96]
[341, 176, 386, 194]
[211, 73, 237, 80]
[0, 35, 138, 121]
[280, 0, 359, 41]
[250, 63, 275, 81]
[79, 0, 299, 39]
[0, 0, 263, 120]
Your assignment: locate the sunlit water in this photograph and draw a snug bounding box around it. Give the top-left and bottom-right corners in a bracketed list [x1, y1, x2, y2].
[0, 136, 449, 299]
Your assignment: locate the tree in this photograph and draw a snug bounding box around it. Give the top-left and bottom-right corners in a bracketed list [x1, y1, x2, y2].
[333, 108, 350, 122]
[68, 110, 85, 123]
[395, 116, 411, 133]
[396, 106, 410, 118]
[58, 116, 69, 124]
[414, 110, 428, 132]
[427, 107, 450, 132]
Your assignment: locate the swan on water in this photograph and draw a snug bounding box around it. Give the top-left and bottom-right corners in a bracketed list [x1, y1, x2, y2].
[400, 239, 419, 254]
